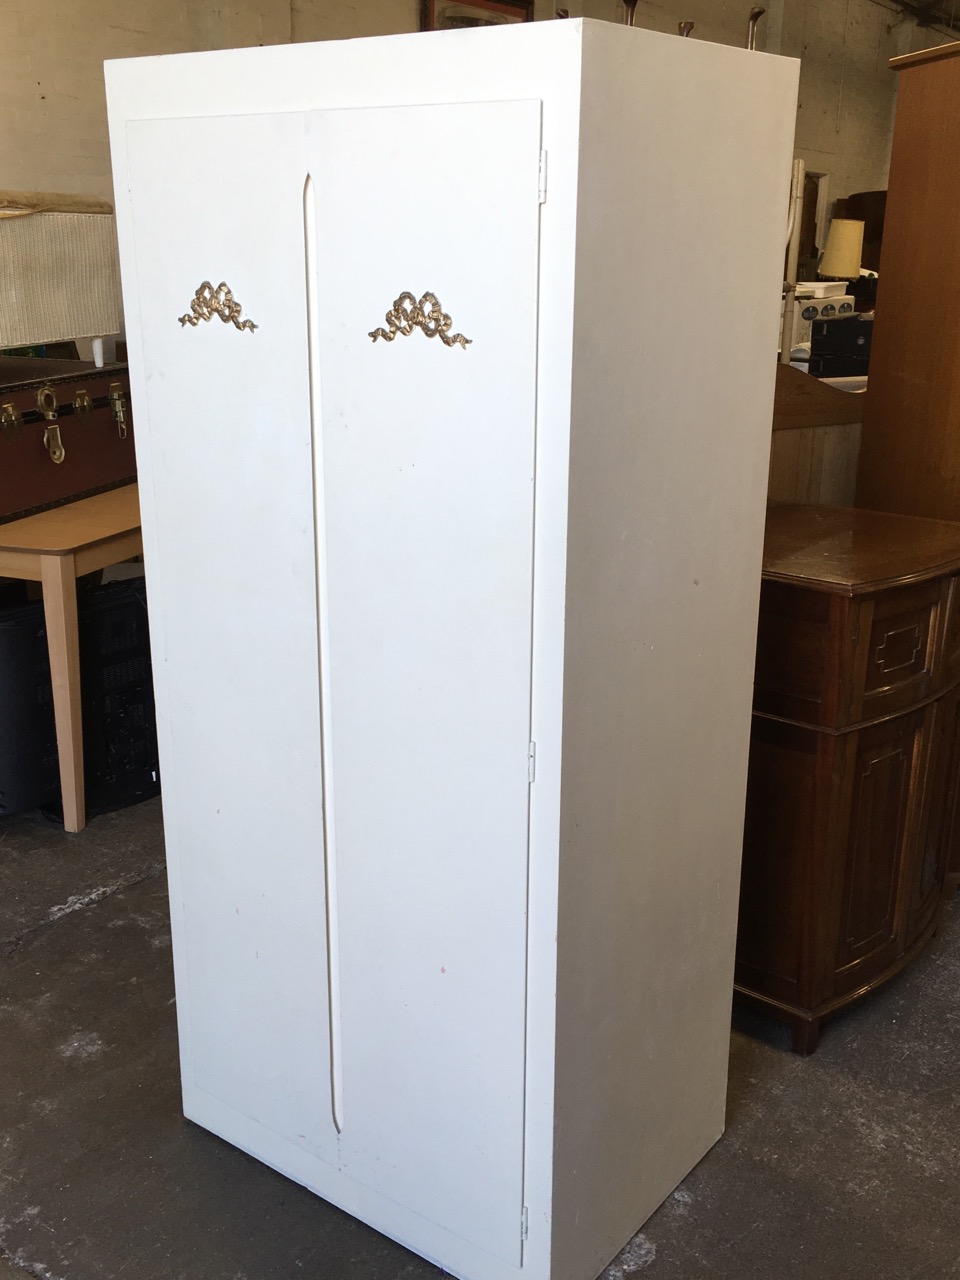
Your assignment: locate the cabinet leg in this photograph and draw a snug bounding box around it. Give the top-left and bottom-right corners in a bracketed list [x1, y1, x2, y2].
[791, 1018, 821, 1055]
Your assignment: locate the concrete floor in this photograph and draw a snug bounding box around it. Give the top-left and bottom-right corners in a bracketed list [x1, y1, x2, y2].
[1, 798, 959, 1280]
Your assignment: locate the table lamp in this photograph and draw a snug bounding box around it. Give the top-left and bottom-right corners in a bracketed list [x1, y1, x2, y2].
[819, 217, 864, 281]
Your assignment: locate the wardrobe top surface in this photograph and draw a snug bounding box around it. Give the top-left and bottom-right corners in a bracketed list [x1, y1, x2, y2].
[762, 504, 960, 595]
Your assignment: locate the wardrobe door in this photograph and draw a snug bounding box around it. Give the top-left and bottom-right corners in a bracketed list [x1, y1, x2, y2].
[307, 100, 542, 1262]
[125, 113, 339, 1162]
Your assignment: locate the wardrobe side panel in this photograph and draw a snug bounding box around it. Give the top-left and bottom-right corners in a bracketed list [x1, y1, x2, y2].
[552, 29, 799, 1279]
[123, 113, 338, 1161]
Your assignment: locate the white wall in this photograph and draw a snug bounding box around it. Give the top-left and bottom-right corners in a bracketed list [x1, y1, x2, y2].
[0, 0, 952, 206]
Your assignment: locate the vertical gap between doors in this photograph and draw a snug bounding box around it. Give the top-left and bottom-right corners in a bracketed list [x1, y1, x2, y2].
[303, 169, 344, 1136]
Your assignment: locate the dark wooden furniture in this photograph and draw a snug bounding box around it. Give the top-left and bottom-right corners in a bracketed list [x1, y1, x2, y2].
[0, 358, 135, 523]
[854, 42, 960, 899]
[833, 190, 886, 275]
[736, 504, 960, 1053]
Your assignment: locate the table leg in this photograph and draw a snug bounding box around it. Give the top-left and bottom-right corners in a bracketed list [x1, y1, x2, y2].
[40, 553, 86, 833]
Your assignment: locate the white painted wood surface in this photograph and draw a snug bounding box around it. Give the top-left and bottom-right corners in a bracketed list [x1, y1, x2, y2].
[106, 21, 798, 1280]
[308, 100, 541, 1263]
[124, 111, 338, 1164]
[552, 24, 799, 1280]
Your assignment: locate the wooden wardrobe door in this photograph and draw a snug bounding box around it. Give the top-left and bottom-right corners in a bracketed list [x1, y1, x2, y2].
[307, 100, 542, 1263]
[125, 113, 340, 1164]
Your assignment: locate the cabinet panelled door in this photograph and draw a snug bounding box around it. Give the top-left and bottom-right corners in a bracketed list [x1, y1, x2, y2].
[126, 100, 543, 1264]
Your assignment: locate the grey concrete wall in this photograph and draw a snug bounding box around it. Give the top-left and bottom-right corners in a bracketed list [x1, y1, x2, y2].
[573, 0, 950, 204]
[1, 0, 292, 198]
[0, 0, 422, 199]
[0, 0, 952, 205]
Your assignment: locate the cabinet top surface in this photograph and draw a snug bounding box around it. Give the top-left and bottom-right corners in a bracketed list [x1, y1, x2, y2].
[890, 40, 960, 72]
[763, 504, 960, 594]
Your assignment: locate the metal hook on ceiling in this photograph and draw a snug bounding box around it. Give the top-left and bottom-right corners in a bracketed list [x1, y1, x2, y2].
[747, 6, 766, 49]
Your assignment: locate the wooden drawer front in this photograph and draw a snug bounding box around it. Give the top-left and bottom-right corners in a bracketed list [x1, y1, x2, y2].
[830, 708, 928, 996]
[753, 582, 843, 726]
[857, 581, 945, 722]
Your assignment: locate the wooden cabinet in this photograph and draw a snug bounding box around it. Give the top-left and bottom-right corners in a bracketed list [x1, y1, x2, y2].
[856, 43, 960, 520]
[737, 505, 960, 1053]
[853, 42, 960, 896]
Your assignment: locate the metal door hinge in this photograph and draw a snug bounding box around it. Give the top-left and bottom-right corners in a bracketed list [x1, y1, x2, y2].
[521, 1206, 529, 1241]
[538, 151, 547, 204]
[528, 742, 537, 783]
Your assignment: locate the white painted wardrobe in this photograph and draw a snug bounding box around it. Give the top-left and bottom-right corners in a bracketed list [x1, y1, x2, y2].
[106, 20, 798, 1280]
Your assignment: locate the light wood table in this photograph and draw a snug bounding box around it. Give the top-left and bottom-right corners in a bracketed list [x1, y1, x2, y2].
[0, 484, 143, 832]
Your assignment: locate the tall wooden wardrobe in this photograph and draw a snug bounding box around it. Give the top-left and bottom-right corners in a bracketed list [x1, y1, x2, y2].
[855, 40, 960, 892]
[856, 42, 960, 519]
[105, 21, 798, 1280]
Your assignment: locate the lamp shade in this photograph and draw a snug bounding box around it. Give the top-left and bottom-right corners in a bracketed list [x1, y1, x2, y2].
[819, 217, 864, 279]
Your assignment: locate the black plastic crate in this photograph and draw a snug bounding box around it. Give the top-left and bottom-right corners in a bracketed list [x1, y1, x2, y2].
[0, 597, 59, 816]
[77, 577, 161, 814]
[0, 576, 160, 820]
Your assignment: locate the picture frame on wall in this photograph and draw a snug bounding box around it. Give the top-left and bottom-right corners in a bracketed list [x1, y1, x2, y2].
[420, 1, 535, 31]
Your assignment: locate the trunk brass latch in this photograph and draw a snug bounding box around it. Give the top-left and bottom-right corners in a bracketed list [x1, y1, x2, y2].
[0, 403, 23, 439]
[109, 383, 128, 439]
[36, 386, 65, 465]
